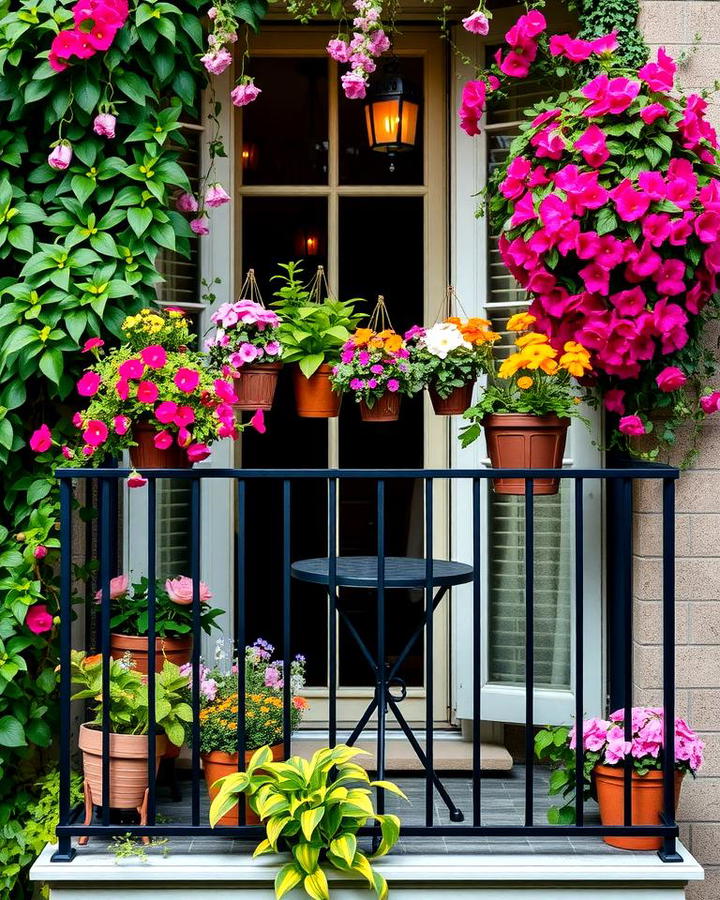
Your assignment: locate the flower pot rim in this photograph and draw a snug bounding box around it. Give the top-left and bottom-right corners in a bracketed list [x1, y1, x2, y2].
[594, 763, 683, 781]
[111, 631, 193, 645]
[482, 412, 571, 425]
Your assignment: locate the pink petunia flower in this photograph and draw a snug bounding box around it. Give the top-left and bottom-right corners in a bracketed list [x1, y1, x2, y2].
[174, 367, 200, 393]
[83, 420, 109, 447]
[250, 408, 266, 433]
[155, 401, 178, 424]
[619, 415, 646, 436]
[176, 192, 199, 213]
[30, 425, 53, 453]
[26, 604, 54, 634]
[140, 345, 167, 369]
[638, 47, 676, 93]
[113, 415, 129, 435]
[118, 358, 145, 380]
[77, 371, 101, 396]
[187, 442, 211, 462]
[603, 388, 626, 415]
[231, 78, 262, 107]
[136, 381, 159, 403]
[128, 470, 148, 488]
[573, 124, 609, 168]
[204, 183, 231, 207]
[656, 366, 687, 392]
[462, 10, 489, 35]
[640, 102, 668, 125]
[82, 337, 105, 353]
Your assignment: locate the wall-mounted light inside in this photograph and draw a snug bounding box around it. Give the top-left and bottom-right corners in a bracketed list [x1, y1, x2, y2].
[241, 143, 258, 171]
[294, 227, 322, 258]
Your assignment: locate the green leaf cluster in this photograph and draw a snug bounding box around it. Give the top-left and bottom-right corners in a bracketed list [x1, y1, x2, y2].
[210, 745, 407, 900]
[109, 576, 223, 639]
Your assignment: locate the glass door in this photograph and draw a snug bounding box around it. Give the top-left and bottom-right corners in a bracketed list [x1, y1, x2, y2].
[233, 28, 449, 727]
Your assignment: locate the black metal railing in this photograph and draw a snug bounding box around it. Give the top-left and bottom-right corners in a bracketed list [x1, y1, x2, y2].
[53, 465, 682, 863]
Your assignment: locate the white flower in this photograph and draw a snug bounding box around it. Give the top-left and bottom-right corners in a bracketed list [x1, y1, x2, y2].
[422, 322, 470, 359]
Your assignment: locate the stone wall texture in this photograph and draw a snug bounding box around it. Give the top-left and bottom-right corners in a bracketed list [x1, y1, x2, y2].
[637, 8, 720, 897]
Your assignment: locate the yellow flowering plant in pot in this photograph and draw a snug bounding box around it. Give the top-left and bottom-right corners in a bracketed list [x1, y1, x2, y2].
[210, 744, 406, 900]
[460, 313, 592, 495]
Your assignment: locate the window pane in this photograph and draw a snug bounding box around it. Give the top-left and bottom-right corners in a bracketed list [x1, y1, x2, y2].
[242, 196, 327, 299]
[241, 58, 329, 185]
[339, 58, 424, 186]
[338, 196, 425, 686]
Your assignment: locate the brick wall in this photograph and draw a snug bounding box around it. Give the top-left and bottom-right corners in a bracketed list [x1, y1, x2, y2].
[636, 6, 720, 895]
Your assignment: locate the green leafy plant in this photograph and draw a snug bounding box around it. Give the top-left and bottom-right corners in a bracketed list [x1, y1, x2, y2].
[210, 744, 406, 900]
[108, 575, 222, 639]
[271, 262, 365, 378]
[70, 650, 192, 747]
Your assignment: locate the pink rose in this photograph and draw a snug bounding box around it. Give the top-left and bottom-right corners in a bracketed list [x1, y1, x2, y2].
[231, 79, 262, 107]
[656, 366, 687, 392]
[26, 604, 54, 635]
[619, 415, 646, 436]
[341, 72, 367, 100]
[94, 574, 129, 601]
[34, 545, 48, 560]
[190, 216, 209, 236]
[30, 425, 53, 453]
[165, 576, 213, 605]
[201, 48, 232, 75]
[462, 10, 489, 35]
[700, 391, 720, 415]
[176, 192, 199, 213]
[93, 112, 116, 138]
[48, 142, 73, 171]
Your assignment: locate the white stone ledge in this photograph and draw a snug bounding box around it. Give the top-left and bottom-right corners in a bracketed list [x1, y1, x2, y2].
[32, 841, 704, 893]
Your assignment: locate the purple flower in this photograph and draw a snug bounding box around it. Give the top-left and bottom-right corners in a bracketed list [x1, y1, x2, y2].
[350, 378, 365, 390]
[367, 378, 378, 389]
[201, 48, 233, 75]
[358, 350, 370, 365]
[205, 183, 231, 207]
[341, 349, 355, 364]
[93, 113, 116, 138]
[370, 364, 384, 374]
[48, 141, 72, 170]
[176, 192, 199, 213]
[387, 379, 400, 392]
[231, 78, 262, 107]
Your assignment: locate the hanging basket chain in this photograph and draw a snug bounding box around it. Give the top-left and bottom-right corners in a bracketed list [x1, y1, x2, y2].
[307, 265, 335, 305]
[368, 294, 395, 333]
[239, 268, 264, 307]
[432, 285, 471, 324]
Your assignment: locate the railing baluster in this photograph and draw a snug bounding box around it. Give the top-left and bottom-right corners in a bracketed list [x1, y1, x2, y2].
[235, 478, 247, 825]
[524, 478, 534, 827]
[283, 480, 292, 759]
[472, 477, 482, 827]
[425, 477, 434, 827]
[660, 477, 680, 861]
[147, 477, 157, 827]
[328, 477, 337, 749]
[52, 478, 76, 861]
[190, 477, 201, 827]
[621, 476, 633, 828]
[376, 479, 386, 816]
[99, 477, 111, 826]
[574, 479, 584, 827]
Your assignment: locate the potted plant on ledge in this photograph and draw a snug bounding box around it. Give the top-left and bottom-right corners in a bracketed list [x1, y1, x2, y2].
[103, 574, 221, 674]
[460, 313, 591, 494]
[205, 270, 284, 412]
[59, 307, 248, 470]
[536, 707, 704, 850]
[407, 317, 500, 415]
[191, 638, 308, 826]
[271, 262, 365, 418]
[70, 650, 191, 843]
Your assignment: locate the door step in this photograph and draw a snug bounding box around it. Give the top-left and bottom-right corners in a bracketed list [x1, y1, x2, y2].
[291, 735, 513, 772]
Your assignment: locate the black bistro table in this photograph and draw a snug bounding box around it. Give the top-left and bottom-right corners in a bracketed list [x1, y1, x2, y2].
[291, 555, 473, 822]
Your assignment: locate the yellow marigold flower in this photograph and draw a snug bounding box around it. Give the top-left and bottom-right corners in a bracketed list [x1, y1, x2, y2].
[515, 332, 549, 348]
[517, 376, 533, 390]
[383, 334, 403, 353]
[540, 358, 559, 375]
[498, 353, 526, 379]
[353, 328, 374, 346]
[506, 312, 537, 332]
[520, 344, 558, 370]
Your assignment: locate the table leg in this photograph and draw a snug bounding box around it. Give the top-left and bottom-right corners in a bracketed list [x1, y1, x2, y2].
[386, 695, 464, 822]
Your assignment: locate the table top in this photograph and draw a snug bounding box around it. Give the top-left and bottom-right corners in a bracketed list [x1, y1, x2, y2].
[291, 556, 474, 589]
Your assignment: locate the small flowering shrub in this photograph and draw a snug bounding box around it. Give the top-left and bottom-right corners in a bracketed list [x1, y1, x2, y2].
[191, 638, 308, 753]
[330, 327, 420, 407]
[460, 10, 720, 460]
[407, 317, 500, 398]
[31, 307, 255, 466]
[205, 299, 283, 373]
[270, 261, 365, 378]
[460, 314, 591, 446]
[535, 707, 704, 824]
[104, 574, 222, 639]
[70, 650, 192, 746]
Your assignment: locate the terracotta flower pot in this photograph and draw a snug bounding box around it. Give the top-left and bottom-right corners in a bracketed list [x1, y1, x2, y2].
[360, 392, 401, 422]
[130, 423, 192, 470]
[233, 362, 282, 411]
[594, 764, 683, 850]
[78, 723, 166, 811]
[430, 382, 475, 416]
[482, 413, 569, 495]
[292, 364, 341, 418]
[202, 743, 285, 826]
[110, 633, 193, 675]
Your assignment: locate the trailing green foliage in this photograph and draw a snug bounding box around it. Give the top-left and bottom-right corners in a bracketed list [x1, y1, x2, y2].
[569, 0, 649, 78]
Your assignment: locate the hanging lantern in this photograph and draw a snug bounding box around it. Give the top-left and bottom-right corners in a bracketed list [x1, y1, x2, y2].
[364, 67, 420, 158]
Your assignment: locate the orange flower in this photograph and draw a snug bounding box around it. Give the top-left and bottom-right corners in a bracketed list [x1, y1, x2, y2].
[383, 334, 403, 353]
[517, 376, 533, 390]
[515, 332, 549, 348]
[292, 696, 309, 710]
[352, 328, 374, 346]
[83, 653, 102, 668]
[506, 312, 537, 332]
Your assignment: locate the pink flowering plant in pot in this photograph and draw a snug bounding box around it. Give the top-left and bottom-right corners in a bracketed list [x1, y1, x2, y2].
[32, 307, 258, 473]
[535, 708, 704, 832]
[461, 9, 720, 464]
[205, 299, 283, 372]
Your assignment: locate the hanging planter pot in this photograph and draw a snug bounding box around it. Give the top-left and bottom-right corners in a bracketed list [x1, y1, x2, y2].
[594, 764, 683, 850]
[483, 413, 569, 495]
[202, 743, 285, 826]
[233, 362, 282, 412]
[360, 392, 401, 423]
[130, 423, 192, 469]
[293, 364, 341, 418]
[109, 633, 193, 675]
[430, 382, 475, 416]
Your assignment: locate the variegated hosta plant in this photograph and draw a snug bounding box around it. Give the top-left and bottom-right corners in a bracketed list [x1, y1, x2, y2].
[209, 744, 406, 900]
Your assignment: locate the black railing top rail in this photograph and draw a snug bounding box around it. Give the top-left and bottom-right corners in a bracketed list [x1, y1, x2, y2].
[57, 464, 680, 480]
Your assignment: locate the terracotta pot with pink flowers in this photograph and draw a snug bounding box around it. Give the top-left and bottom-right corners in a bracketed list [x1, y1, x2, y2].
[536, 707, 704, 850]
[205, 272, 285, 413]
[32, 307, 266, 479]
[100, 574, 222, 675]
